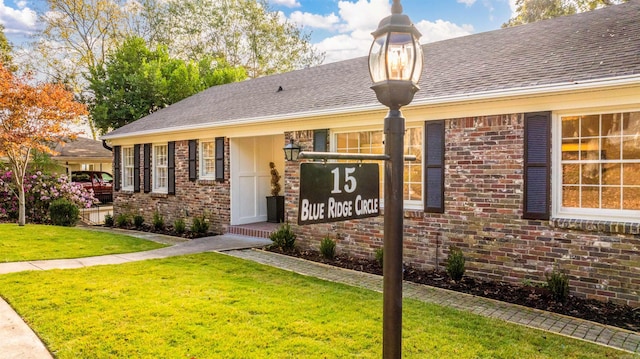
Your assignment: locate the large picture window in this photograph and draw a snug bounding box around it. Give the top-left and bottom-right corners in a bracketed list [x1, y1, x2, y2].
[334, 127, 423, 206]
[122, 147, 134, 190]
[153, 144, 168, 192]
[200, 140, 216, 179]
[558, 111, 640, 220]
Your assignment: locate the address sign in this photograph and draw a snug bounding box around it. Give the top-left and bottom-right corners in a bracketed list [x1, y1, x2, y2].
[298, 163, 380, 225]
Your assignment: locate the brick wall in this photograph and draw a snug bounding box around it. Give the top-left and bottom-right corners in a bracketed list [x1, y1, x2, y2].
[113, 139, 231, 234]
[285, 115, 640, 307]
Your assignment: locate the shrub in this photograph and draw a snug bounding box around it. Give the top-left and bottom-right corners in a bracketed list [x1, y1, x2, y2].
[174, 218, 186, 234]
[546, 268, 570, 302]
[446, 246, 465, 281]
[48, 198, 79, 226]
[319, 236, 336, 260]
[133, 215, 145, 228]
[374, 248, 384, 267]
[0, 170, 97, 223]
[104, 213, 114, 227]
[153, 211, 164, 230]
[191, 215, 209, 234]
[115, 213, 131, 228]
[269, 222, 296, 251]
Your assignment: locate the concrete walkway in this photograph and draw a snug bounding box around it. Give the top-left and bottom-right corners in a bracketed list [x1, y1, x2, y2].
[1, 230, 638, 357]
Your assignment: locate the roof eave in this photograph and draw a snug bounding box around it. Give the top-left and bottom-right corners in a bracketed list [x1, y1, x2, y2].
[101, 74, 640, 141]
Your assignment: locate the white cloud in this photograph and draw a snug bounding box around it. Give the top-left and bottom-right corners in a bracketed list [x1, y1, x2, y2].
[457, 0, 476, 5]
[271, 0, 301, 8]
[289, 11, 340, 30]
[315, 2, 474, 63]
[0, 0, 37, 36]
[508, 0, 517, 15]
[415, 19, 474, 44]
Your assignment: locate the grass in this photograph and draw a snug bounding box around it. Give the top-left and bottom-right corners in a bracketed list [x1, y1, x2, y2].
[0, 224, 167, 262]
[0, 253, 626, 358]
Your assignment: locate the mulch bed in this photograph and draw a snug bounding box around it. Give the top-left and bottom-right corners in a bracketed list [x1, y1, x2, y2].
[267, 247, 640, 332]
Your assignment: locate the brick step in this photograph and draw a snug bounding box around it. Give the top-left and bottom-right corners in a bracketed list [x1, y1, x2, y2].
[227, 222, 279, 239]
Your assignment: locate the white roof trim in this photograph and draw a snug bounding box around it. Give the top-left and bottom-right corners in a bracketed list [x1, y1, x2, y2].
[102, 74, 640, 141]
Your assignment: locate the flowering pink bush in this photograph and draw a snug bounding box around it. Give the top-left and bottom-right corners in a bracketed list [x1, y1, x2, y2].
[0, 170, 98, 223]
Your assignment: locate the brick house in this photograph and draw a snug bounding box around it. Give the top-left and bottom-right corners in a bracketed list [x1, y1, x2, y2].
[102, 2, 640, 307]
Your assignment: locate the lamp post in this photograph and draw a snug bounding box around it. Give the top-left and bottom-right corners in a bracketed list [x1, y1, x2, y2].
[368, 1, 423, 358]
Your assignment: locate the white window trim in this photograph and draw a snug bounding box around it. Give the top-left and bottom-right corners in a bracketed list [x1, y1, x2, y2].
[121, 146, 134, 191]
[331, 125, 424, 210]
[552, 110, 640, 224]
[199, 139, 216, 180]
[153, 143, 168, 193]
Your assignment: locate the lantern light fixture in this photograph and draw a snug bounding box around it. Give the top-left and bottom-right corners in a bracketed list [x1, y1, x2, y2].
[283, 139, 301, 161]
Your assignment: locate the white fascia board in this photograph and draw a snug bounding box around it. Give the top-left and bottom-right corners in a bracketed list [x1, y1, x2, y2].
[101, 74, 640, 141]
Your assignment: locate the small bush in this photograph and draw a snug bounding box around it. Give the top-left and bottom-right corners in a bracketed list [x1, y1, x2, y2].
[174, 218, 186, 234]
[446, 246, 465, 281]
[115, 213, 131, 228]
[191, 215, 209, 234]
[49, 198, 79, 226]
[269, 222, 296, 251]
[133, 215, 145, 228]
[152, 211, 164, 230]
[546, 269, 570, 302]
[104, 213, 114, 227]
[319, 237, 336, 260]
[374, 248, 384, 267]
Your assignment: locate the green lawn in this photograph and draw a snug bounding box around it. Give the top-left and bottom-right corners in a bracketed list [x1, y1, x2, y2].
[0, 224, 167, 262]
[0, 253, 626, 358]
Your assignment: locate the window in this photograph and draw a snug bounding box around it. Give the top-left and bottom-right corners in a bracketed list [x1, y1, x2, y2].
[200, 140, 216, 179]
[556, 111, 640, 221]
[334, 127, 423, 206]
[122, 147, 134, 190]
[153, 144, 168, 192]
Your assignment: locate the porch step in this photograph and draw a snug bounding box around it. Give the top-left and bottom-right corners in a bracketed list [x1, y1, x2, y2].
[227, 222, 280, 239]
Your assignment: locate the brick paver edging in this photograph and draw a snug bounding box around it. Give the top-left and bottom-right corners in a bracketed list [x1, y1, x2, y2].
[224, 248, 640, 355]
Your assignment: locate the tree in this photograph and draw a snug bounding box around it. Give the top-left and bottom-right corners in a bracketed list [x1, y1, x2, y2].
[0, 25, 14, 71]
[503, 0, 628, 27]
[89, 37, 246, 132]
[0, 63, 87, 226]
[155, 0, 324, 78]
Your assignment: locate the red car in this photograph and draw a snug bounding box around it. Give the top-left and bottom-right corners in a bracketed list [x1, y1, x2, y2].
[71, 171, 113, 203]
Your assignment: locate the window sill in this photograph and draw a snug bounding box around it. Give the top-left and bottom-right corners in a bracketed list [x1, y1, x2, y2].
[550, 217, 640, 235]
[197, 179, 220, 186]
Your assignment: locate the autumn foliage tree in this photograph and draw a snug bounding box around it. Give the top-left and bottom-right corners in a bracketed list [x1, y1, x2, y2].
[0, 64, 88, 226]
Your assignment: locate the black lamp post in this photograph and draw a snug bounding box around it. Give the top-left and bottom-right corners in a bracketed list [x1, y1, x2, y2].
[368, 1, 423, 358]
[283, 139, 301, 161]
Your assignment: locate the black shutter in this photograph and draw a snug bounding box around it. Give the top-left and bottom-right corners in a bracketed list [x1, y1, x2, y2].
[168, 141, 176, 195]
[215, 137, 225, 182]
[133, 144, 141, 192]
[188, 139, 197, 181]
[424, 120, 445, 213]
[523, 112, 551, 220]
[144, 144, 151, 193]
[313, 129, 328, 152]
[113, 146, 121, 191]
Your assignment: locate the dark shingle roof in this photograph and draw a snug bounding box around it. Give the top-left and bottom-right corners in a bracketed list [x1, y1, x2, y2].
[105, 1, 640, 138]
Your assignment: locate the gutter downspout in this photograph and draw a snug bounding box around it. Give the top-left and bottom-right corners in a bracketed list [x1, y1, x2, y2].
[102, 140, 113, 152]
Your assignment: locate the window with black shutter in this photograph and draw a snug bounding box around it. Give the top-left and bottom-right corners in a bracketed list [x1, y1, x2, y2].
[168, 141, 176, 195]
[215, 137, 225, 181]
[133, 144, 141, 192]
[523, 112, 551, 220]
[144, 144, 151, 193]
[424, 120, 445, 213]
[313, 129, 328, 152]
[188, 139, 197, 181]
[113, 146, 121, 191]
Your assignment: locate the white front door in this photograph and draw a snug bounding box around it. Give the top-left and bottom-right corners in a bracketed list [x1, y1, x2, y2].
[230, 135, 284, 225]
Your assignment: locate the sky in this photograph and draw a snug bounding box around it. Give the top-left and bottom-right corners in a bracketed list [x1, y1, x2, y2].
[0, 0, 517, 64]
